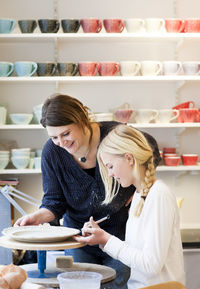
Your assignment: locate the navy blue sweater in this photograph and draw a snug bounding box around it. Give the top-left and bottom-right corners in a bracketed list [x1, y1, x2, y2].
[40, 121, 135, 240]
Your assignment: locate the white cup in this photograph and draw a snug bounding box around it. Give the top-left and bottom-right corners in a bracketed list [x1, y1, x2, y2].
[120, 61, 141, 76]
[134, 109, 159, 123]
[156, 109, 179, 123]
[125, 18, 145, 33]
[163, 61, 182, 75]
[0, 106, 7, 124]
[141, 61, 162, 76]
[34, 157, 41, 169]
[182, 62, 200, 75]
[145, 18, 165, 32]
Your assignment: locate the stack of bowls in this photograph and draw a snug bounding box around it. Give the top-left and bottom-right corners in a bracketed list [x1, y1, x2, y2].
[0, 150, 10, 169]
[11, 148, 30, 169]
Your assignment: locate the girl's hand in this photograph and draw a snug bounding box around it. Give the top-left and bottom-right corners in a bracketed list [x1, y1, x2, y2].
[74, 216, 112, 247]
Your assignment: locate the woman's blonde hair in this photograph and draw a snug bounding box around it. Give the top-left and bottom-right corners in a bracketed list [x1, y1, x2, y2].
[97, 124, 155, 217]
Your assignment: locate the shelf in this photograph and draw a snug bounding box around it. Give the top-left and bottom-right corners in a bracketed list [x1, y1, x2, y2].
[0, 76, 200, 83]
[0, 33, 200, 43]
[0, 169, 41, 174]
[0, 124, 43, 130]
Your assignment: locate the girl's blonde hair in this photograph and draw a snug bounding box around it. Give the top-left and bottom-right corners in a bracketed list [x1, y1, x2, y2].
[97, 124, 155, 217]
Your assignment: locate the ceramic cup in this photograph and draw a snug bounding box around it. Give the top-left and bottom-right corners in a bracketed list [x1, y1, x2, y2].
[0, 106, 7, 124]
[61, 19, 80, 33]
[0, 18, 16, 33]
[57, 63, 79, 76]
[38, 19, 60, 33]
[14, 61, 37, 76]
[80, 19, 102, 33]
[165, 19, 185, 33]
[114, 109, 133, 123]
[0, 62, 14, 77]
[57, 272, 102, 289]
[182, 62, 200, 75]
[37, 62, 57, 76]
[18, 20, 37, 33]
[181, 154, 198, 165]
[120, 61, 141, 76]
[34, 157, 41, 169]
[163, 61, 182, 75]
[156, 109, 179, 123]
[99, 62, 120, 76]
[103, 19, 125, 33]
[134, 109, 159, 123]
[145, 18, 165, 33]
[184, 19, 200, 33]
[125, 18, 145, 33]
[141, 61, 162, 76]
[78, 62, 100, 76]
[173, 101, 195, 110]
[177, 108, 198, 123]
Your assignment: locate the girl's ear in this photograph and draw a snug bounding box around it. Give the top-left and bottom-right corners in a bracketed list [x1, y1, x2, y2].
[124, 153, 134, 166]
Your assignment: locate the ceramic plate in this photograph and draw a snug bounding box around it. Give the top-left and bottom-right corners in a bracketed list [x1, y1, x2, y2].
[2, 225, 80, 243]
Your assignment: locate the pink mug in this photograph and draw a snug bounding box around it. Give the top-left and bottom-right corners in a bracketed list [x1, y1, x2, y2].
[99, 62, 120, 76]
[80, 19, 102, 33]
[78, 62, 100, 76]
[184, 19, 200, 33]
[103, 19, 125, 33]
[173, 101, 195, 110]
[165, 19, 185, 33]
[177, 108, 198, 123]
[196, 108, 200, 122]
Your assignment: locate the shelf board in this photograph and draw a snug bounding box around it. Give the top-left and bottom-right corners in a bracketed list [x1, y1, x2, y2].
[0, 169, 41, 174]
[0, 124, 43, 130]
[0, 33, 200, 43]
[0, 76, 200, 83]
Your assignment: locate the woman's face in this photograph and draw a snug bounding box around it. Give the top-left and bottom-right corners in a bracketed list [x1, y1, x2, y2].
[46, 124, 86, 155]
[100, 151, 134, 188]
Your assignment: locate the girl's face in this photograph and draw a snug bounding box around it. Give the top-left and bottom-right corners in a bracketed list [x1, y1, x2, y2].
[46, 124, 86, 155]
[101, 151, 135, 188]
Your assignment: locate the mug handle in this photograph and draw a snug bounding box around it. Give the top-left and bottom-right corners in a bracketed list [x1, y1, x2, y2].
[189, 101, 195, 108]
[179, 21, 185, 33]
[72, 63, 79, 76]
[96, 20, 102, 33]
[114, 63, 121, 75]
[33, 21, 37, 31]
[160, 19, 165, 30]
[170, 109, 179, 122]
[155, 62, 162, 75]
[134, 62, 141, 75]
[150, 110, 159, 122]
[30, 63, 38, 76]
[119, 20, 125, 32]
[94, 63, 101, 75]
[7, 63, 14, 77]
[10, 20, 16, 32]
[176, 62, 182, 74]
[53, 20, 60, 33]
[51, 64, 57, 76]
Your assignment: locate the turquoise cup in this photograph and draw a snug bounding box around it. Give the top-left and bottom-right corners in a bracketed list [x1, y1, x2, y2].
[0, 62, 14, 76]
[0, 19, 16, 33]
[14, 61, 37, 76]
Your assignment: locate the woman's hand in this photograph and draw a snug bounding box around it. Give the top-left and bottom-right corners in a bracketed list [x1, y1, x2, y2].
[74, 217, 112, 247]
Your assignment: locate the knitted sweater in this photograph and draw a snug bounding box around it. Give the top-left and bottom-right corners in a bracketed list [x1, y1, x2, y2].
[40, 121, 135, 240]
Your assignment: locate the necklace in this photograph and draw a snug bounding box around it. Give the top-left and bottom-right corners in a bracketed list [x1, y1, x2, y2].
[78, 147, 90, 163]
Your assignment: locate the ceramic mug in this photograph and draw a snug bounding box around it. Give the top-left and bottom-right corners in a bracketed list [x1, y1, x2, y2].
[57, 63, 79, 76]
[99, 62, 120, 76]
[61, 19, 80, 33]
[177, 108, 198, 123]
[0, 106, 7, 124]
[173, 101, 195, 110]
[80, 19, 102, 33]
[103, 19, 125, 33]
[37, 62, 57, 76]
[38, 19, 60, 33]
[156, 109, 179, 123]
[141, 61, 162, 76]
[165, 19, 185, 33]
[14, 61, 37, 76]
[120, 61, 141, 76]
[163, 61, 182, 75]
[0, 62, 14, 76]
[184, 19, 200, 33]
[18, 20, 37, 33]
[125, 18, 145, 33]
[134, 109, 159, 123]
[78, 62, 100, 76]
[0, 18, 16, 33]
[182, 62, 200, 75]
[145, 18, 165, 32]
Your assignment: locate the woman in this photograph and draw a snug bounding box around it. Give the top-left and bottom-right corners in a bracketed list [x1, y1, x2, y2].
[75, 125, 185, 289]
[15, 94, 161, 289]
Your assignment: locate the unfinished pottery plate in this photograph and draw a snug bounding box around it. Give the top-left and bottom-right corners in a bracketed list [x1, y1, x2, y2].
[2, 225, 80, 243]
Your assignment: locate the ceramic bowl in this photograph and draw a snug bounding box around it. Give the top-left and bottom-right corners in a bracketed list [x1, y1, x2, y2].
[94, 113, 114, 121]
[0, 157, 9, 169]
[163, 147, 176, 154]
[11, 156, 30, 169]
[10, 113, 33, 125]
[181, 154, 198, 165]
[0, 150, 10, 156]
[164, 156, 180, 166]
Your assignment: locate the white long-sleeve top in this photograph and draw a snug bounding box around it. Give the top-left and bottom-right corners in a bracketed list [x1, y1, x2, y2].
[102, 180, 185, 289]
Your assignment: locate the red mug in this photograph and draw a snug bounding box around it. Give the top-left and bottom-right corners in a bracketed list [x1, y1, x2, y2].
[164, 156, 180, 166]
[184, 19, 200, 33]
[165, 19, 185, 33]
[181, 154, 198, 165]
[177, 108, 198, 123]
[173, 101, 195, 110]
[195, 108, 200, 122]
[78, 62, 100, 76]
[80, 19, 102, 33]
[99, 62, 120, 76]
[103, 19, 125, 33]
